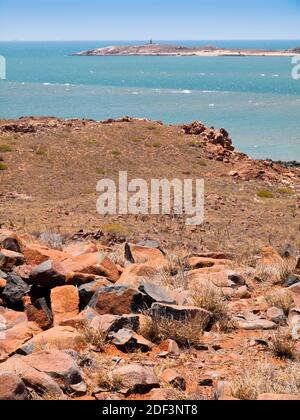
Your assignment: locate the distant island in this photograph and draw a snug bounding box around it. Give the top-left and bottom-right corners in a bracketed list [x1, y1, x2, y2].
[72, 43, 300, 57]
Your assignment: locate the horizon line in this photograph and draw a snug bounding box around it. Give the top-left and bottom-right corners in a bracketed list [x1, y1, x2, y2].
[1, 38, 300, 42]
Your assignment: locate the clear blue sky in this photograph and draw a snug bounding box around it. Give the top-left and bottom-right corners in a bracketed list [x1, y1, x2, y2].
[1, 0, 300, 41]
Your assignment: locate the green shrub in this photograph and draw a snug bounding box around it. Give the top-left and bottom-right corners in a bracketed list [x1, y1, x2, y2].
[257, 189, 275, 199]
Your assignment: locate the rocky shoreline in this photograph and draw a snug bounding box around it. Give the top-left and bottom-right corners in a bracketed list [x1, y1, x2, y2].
[72, 43, 299, 57]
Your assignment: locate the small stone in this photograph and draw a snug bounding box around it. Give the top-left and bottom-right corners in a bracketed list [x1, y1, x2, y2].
[289, 308, 300, 340]
[257, 393, 300, 401]
[161, 368, 186, 390]
[109, 328, 153, 352]
[283, 275, 300, 288]
[267, 307, 286, 325]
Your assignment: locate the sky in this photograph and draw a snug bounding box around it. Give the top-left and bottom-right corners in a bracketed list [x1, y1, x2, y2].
[1, 0, 300, 41]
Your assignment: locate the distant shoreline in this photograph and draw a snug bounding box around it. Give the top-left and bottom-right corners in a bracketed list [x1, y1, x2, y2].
[72, 43, 300, 57]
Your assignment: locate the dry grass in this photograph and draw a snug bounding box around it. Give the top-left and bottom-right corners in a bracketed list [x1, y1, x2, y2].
[96, 371, 123, 392]
[80, 326, 107, 352]
[257, 189, 275, 199]
[270, 330, 296, 360]
[0, 144, 13, 153]
[266, 290, 294, 315]
[193, 285, 233, 332]
[138, 314, 204, 349]
[231, 363, 300, 400]
[255, 259, 293, 285]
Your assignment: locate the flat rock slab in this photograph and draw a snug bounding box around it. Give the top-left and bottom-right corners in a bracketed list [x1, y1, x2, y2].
[109, 364, 160, 396]
[16, 326, 81, 355]
[151, 302, 212, 329]
[23, 350, 83, 387]
[109, 328, 153, 352]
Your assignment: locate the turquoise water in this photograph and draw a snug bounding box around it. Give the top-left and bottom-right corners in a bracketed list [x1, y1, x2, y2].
[0, 40, 300, 160]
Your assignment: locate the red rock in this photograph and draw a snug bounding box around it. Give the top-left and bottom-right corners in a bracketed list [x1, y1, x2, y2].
[0, 277, 6, 288]
[23, 243, 70, 265]
[109, 364, 160, 396]
[60, 307, 99, 329]
[258, 393, 300, 400]
[161, 368, 186, 390]
[78, 278, 112, 307]
[0, 249, 24, 271]
[63, 242, 98, 257]
[158, 339, 180, 355]
[50, 285, 79, 326]
[117, 263, 161, 288]
[89, 286, 144, 316]
[13, 264, 32, 281]
[0, 307, 33, 361]
[109, 328, 153, 352]
[0, 357, 63, 397]
[125, 243, 166, 264]
[90, 314, 141, 333]
[62, 252, 120, 282]
[29, 259, 68, 287]
[0, 372, 28, 400]
[146, 388, 175, 400]
[0, 229, 24, 253]
[24, 350, 84, 388]
[17, 326, 82, 354]
[23, 296, 52, 330]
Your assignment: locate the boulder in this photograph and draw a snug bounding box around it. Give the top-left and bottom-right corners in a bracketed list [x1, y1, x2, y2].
[0, 249, 24, 271]
[234, 313, 276, 331]
[63, 242, 99, 257]
[188, 270, 240, 289]
[255, 247, 286, 283]
[78, 278, 112, 307]
[283, 275, 300, 288]
[117, 263, 162, 288]
[138, 281, 176, 305]
[0, 357, 63, 397]
[157, 339, 180, 355]
[109, 328, 153, 352]
[88, 286, 145, 316]
[23, 243, 70, 265]
[125, 243, 165, 264]
[29, 260, 68, 287]
[109, 364, 160, 396]
[0, 307, 33, 361]
[50, 285, 79, 326]
[161, 368, 186, 390]
[23, 350, 84, 388]
[60, 307, 99, 329]
[62, 252, 120, 282]
[16, 326, 81, 355]
[23, 296, 52, 330]
[90, 314, 141, 333]
[2, 273, 30, 307]
[267, 307, 286, 325]
[151, 303, 211, 329]
[0, 229, 23, 253]
[0, 372, 28, 400]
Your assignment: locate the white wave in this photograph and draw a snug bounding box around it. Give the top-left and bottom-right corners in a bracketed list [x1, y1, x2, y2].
[209, 103, 215, 107]
[260, 74, 266, 77]
[43, 82, 51, 85]
[272, 74, 279, 77]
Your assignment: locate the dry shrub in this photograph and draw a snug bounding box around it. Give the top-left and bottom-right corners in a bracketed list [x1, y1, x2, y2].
[231, 363, 300, 400]
[80, 326, 107, 352]
[266, 290, 294, 316]
[270, 330, 296, 360]
[193, 284, 233, 332]
[96, 371, 123, 392]
[255, 250, 294, 285]
[139, 314, 204, 349]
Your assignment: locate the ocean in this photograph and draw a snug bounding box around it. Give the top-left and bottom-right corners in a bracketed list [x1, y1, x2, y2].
[0, 40, 300, 160]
